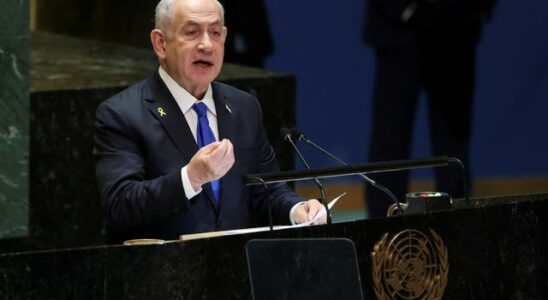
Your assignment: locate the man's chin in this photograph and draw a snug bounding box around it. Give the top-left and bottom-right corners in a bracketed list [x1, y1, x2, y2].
[189, 71, 219, 84]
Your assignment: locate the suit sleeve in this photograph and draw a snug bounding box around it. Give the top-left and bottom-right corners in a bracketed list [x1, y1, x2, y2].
[94, 101, 189, 234]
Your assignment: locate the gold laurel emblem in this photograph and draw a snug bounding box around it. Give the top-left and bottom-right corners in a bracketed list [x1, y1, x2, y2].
[371, 229, 449, 300]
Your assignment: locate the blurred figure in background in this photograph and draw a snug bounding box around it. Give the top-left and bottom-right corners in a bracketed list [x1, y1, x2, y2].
[221, 0, 274, 67]
[362, 0, 496, 218]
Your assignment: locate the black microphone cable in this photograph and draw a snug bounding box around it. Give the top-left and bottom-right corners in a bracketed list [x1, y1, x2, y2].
[290, 127, 404, 216]
[281, 128, 331, 224]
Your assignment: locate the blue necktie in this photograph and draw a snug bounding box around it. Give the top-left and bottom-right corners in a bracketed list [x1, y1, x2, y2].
[192, 102, 220, 204]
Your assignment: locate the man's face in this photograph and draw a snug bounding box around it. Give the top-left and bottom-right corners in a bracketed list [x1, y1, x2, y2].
[162, 0, 226, 96]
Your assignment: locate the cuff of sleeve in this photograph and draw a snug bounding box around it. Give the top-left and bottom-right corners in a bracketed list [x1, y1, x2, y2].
[289, 201, 306, 225]
[181, 165, 202, 199]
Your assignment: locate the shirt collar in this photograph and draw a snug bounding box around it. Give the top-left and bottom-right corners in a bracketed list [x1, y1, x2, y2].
[158, 66, 216, 116]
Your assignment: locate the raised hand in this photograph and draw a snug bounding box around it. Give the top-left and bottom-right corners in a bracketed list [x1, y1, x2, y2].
[187, 139, 235, 190]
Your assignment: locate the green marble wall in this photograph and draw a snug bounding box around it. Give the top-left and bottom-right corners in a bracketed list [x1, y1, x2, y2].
[0, 1, 30, 238]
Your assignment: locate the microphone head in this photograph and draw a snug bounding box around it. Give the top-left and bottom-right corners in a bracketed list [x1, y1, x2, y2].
[290, 127, 304, 140]
[280, 127, 291, 140]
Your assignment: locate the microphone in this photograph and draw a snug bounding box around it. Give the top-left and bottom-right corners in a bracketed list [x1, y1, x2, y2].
[280, 127, 330, 223]
[290, 127, 404, 216]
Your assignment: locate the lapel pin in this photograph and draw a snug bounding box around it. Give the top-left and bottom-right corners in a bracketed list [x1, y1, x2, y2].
[157, 107, 166, 117]
[225, 104, 232, 114]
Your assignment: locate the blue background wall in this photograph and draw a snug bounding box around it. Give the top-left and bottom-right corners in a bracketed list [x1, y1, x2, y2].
[264, 0, 548, 180]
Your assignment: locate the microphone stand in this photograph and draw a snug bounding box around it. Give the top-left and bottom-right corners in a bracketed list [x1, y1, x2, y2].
[447, 157, 470, 208]
[249, 176, 274, 231]
[292, 129, 403, 215]
[282, 129, 331, 224]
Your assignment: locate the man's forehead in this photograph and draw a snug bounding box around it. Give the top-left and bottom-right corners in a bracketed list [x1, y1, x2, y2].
[176, 1, 222, 19]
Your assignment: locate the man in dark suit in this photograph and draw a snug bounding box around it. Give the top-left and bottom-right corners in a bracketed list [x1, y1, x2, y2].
[94, 0, 326, 243]
[363, 0, 496, 217]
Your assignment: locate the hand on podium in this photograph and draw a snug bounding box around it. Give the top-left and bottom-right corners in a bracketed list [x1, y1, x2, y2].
[293, 199, 327, 225]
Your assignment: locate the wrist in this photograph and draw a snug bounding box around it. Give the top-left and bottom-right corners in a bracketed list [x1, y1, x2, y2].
[186, 163, 204, 191]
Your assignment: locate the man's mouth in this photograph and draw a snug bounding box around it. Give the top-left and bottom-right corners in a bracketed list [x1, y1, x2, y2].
[193, 60, 214, 67]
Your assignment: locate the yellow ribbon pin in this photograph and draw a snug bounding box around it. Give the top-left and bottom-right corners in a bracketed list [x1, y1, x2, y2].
[157, 107, 166, 117]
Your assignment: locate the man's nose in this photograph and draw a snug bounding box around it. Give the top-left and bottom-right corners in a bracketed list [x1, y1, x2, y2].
[198, 33, 213, 53]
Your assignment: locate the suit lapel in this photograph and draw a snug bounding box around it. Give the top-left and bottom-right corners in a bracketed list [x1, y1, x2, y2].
[144, 71, 218, 211]
[212, 83, 238, 211]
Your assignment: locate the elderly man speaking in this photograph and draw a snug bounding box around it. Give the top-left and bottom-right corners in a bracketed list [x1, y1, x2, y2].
[94, 0, 326, 243]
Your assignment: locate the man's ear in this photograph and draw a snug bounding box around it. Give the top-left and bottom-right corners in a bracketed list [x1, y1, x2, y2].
[222, 26, 228, 42]
[150, 29, 167, 60]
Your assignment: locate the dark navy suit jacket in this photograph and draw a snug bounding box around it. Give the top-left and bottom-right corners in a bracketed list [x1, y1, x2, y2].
[94, 71, 302, 242]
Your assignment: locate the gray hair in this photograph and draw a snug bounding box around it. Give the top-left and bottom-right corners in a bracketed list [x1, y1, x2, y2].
[155, 0, 225, 33]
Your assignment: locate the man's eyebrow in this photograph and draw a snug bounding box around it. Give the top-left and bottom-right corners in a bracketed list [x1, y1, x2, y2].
[182, 21, 199, 27]
[183, 20, 223, 27]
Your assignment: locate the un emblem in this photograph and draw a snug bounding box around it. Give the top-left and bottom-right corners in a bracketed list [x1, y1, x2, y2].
[371, 229, 449, 300]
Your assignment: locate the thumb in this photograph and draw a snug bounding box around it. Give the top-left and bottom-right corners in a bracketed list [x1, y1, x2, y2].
[293, 203, 310, 224]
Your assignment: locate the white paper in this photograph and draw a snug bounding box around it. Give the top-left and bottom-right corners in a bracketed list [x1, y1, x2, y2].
[181, 192, 348, 241]
[297, 192, 347, 226]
